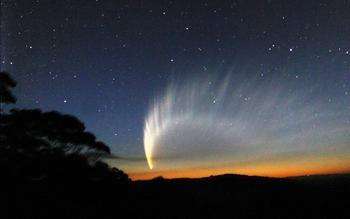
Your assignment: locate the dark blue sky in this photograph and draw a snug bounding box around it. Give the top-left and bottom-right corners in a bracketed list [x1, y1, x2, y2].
[1, 0, 349, 160]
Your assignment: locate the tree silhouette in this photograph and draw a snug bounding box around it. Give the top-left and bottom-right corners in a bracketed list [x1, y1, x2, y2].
[1, 109, 110, 157]
[0, 73, 133, 219]
[0, 72, 129, 183]
[0, 71, 17, 112]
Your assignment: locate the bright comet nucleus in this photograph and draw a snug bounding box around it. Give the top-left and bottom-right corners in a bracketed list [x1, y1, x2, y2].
[144, 121, 154, 169]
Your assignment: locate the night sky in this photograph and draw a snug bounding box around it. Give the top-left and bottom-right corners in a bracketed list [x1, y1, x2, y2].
[1, 0, 350, 179]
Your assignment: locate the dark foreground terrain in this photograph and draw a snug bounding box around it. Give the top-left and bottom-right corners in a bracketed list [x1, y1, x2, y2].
[2, 173, 349, 219]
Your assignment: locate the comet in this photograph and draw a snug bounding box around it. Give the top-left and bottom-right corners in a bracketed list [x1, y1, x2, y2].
[143, 74, 350, 170]
[143, 89, 175, 169]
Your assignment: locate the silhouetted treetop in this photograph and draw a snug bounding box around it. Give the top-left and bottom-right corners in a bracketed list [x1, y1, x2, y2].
[0, 71, 17, 105]
[0, 72, 128, 184]
[1, 109, 111, 156]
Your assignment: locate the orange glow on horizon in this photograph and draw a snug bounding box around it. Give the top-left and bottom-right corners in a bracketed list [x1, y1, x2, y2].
[127, 154, 350, 180]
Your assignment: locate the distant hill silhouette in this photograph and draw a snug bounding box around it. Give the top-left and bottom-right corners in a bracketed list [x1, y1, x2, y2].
[2, 172, 350, 218]
[129, 173, 350, 218]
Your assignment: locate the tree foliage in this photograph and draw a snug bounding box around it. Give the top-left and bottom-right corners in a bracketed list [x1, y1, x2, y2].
[0, 71, 129, 183]
[1, 109, 110, 156]
[0, 71, 17, 105]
